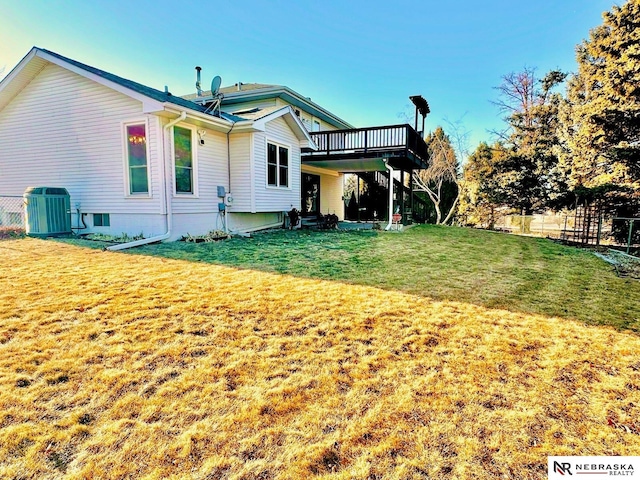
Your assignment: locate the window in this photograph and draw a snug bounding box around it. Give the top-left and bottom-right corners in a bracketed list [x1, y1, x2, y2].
[125, 124, 149, 194]
[267, 142, 289, 188]
[174, 126, 194, 194]
[93, 213, 110, 227]
[279, 146, 288, 187]
[312, 120, 321, 132]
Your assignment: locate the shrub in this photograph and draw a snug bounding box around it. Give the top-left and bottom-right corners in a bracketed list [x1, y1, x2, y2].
[0, 226, 25, 240]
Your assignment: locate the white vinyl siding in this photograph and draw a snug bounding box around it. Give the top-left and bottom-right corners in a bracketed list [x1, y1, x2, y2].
[253, 117, 300, 212]
[227, 132, 253, 212]
[167, 121, 228, 216]
[0, 63, 162, 214]
[287, 104, 339, 133]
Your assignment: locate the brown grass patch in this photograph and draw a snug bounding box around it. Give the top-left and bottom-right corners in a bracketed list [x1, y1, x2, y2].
[1, 238, 640, 479]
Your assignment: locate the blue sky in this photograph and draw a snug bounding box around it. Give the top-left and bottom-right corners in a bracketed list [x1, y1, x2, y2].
[0, 0, 616, 154]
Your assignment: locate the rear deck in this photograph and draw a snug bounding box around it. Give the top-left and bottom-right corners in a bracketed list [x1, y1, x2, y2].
[302, 124, 430, 225]
[302, 124, 429, 172]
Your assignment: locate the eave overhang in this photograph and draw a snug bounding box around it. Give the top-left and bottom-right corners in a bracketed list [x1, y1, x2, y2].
[221, 86, 354, 130]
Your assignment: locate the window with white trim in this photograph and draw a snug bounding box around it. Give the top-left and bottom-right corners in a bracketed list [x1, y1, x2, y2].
[267, 142, 289, 188]
[125, 123, 149, 194]
[93, 213, 110, 227]
[173, 126, 195, 195]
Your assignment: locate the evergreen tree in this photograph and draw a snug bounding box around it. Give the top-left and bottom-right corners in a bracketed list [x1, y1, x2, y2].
[493, 69, 567, 214]
[458, 142, 508, 228]
[560, 0, 640, 188]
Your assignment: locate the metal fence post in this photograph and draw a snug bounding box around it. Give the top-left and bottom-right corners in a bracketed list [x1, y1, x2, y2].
[628, 219, 635, 255]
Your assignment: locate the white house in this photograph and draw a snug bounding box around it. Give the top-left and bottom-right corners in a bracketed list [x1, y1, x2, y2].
[0, 47, 431, 244]
[192, 83, 432, 226]
[0, 47, 316, 243]
[184, 82, 354, 222]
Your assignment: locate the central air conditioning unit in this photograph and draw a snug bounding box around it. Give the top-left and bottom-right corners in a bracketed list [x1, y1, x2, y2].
[23, 187, 72, 236]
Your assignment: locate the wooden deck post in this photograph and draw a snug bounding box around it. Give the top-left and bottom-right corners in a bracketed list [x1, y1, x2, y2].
[400, 170, 406, 224]
[409, 169, 414, 224]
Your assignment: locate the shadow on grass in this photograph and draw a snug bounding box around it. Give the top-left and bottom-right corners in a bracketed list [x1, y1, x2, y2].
[57, 225, 640, 332]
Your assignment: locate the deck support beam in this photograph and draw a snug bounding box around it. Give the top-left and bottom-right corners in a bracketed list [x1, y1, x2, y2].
[383, 160, 395, 231]
[410, 169, 414, 223]
[400, 170, 406, 224]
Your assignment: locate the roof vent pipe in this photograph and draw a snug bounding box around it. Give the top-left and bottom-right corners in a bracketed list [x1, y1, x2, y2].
[195, 66, 202, 96]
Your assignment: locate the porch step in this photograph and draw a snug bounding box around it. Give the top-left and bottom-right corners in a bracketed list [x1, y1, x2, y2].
[300, 216, 318, 228]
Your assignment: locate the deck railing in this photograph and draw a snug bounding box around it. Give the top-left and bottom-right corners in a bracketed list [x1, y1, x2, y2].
[308, 124, 429, 166]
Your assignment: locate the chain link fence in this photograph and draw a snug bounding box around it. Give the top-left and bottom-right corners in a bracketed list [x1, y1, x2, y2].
[0, 196, 25, 228]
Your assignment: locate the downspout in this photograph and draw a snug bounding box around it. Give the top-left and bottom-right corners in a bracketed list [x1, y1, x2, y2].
[107, 111, 187, 251]
[224, 119, 237, 233]
[383, 159, 395, 231]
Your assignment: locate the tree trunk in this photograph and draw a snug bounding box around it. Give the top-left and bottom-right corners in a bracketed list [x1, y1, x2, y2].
[441, 190, 460, 225]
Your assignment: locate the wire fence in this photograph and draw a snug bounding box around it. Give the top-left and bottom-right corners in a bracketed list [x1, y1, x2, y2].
[612, 217, 640, 254]
[494, 214, 568, 239]
[0, 196, 25, 228]
[494, 213, 640, 254]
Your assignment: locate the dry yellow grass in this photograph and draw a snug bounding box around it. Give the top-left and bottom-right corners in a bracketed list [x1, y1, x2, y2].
[1, 238, 640, 479]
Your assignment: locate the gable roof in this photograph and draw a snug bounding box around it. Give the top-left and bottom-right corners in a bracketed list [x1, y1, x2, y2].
[0, 47, 242, 124]
[39, 48, 211, 113]
[228, 105, 317, 148]
[0, 47, 316, 149]
[183, 83, 354, 130]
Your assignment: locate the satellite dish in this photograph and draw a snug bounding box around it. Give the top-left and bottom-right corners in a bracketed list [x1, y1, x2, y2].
[211, 76, 222, 96]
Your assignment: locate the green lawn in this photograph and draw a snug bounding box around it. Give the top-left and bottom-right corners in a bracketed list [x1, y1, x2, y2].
[60, 225, 640, 331]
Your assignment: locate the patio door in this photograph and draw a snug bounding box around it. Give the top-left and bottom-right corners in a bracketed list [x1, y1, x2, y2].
[302, 173, 320, 217]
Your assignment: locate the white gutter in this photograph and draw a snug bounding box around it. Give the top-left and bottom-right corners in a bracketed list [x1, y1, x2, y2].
[162, 106, 245, 132]
[107, 111, 187, 251]
[383, 159, 395, 231]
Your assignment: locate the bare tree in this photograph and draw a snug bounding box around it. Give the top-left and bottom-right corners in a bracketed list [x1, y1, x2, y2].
[413, 127, 460, 224]
[491, 67, 566, 144]
[442, 116, 472, 167]
[397, 106, 470, 224]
